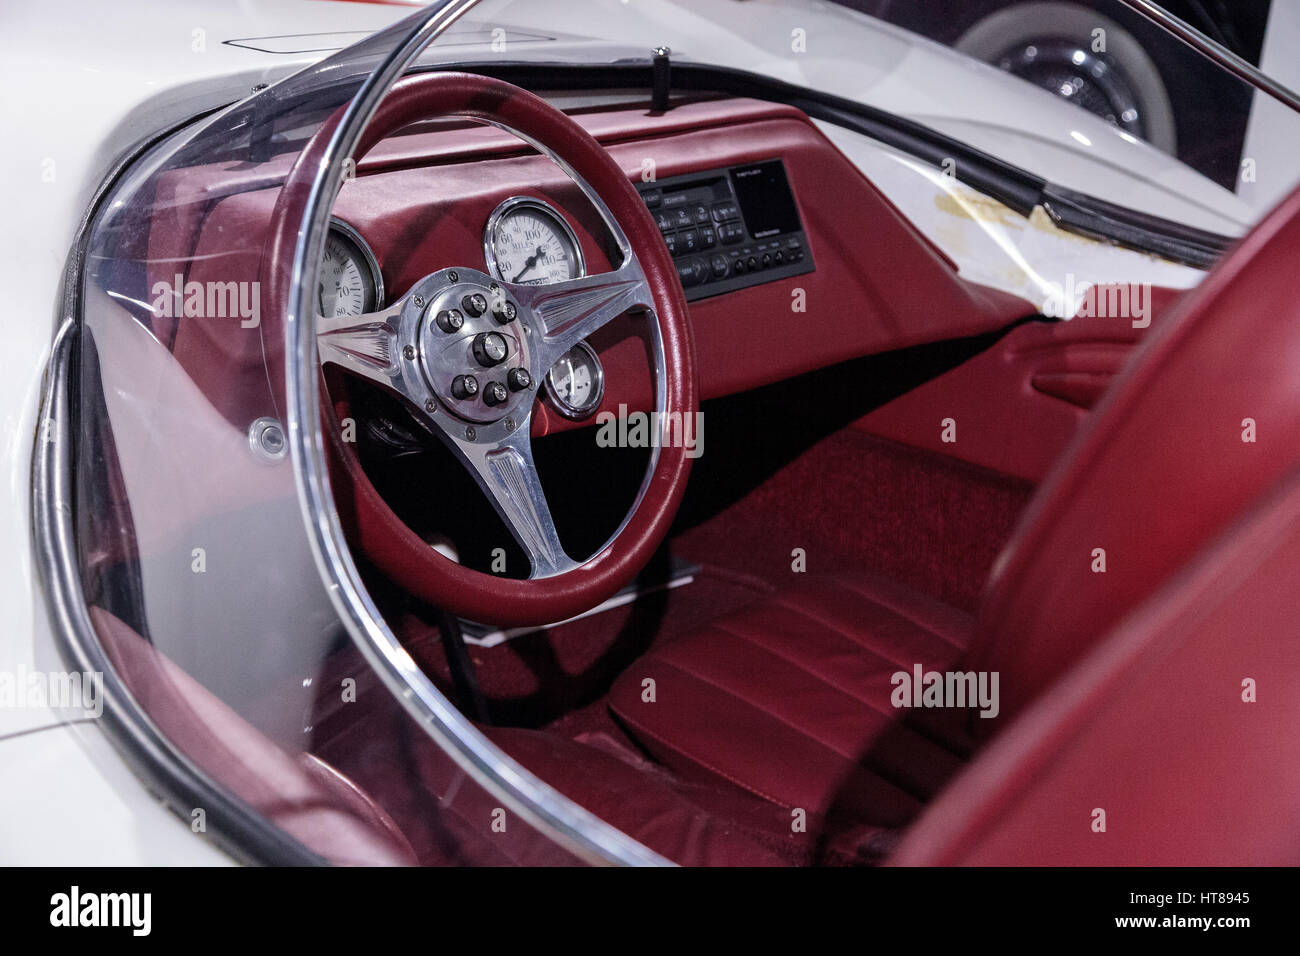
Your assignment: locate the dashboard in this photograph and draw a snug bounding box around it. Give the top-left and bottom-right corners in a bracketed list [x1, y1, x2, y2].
[147, 96, 1030, 435]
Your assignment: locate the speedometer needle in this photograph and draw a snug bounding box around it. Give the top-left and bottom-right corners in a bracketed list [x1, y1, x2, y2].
[512, 245, 546, 283]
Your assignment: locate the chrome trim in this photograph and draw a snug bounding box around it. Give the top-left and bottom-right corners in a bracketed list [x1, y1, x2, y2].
[482, 195, 587, 284]
[1117, 0, 1300, 114]
[282, 0, 671, 865]
[543, 340, 605, 420]
[327, 216, 386, 312]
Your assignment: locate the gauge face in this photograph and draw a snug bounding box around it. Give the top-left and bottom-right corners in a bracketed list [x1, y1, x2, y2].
[545, 341, 604, 420]
[485, 197, 585, 285]
[319, 223, 382, 319]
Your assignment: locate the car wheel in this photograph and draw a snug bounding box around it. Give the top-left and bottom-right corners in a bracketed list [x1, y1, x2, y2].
[956, 1, 1178, 153]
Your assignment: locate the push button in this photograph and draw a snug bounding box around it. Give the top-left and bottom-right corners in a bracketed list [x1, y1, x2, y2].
[676, 257, 707, 288]
[710, 254, 730, 279]
[672, 207, 694, 230]
[711, 202, 740, 222]
[679, 228, 700, 254]
[451, 374, 478, 400]
[699, 225, 717, 249]
[719, 222, 745, 244]
[641, 187, 663, 208]
[472, 331, 509, 368]
[654, 211, 674, 233]
[435, 308, 464, 333]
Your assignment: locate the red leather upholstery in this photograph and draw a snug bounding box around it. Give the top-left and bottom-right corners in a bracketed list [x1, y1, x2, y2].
[480, 729, 795, 866]
[607, 186, 1300, 861]
[893, 469, 1300, 865]
[608, 573, 975, 828]
[854, 297, 1181, 483]
[964, 185, 1300, 728]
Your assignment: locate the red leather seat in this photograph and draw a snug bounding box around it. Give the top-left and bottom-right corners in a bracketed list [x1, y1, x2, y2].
[609, 573, 976, 828]
[609, 183, 1300, 856]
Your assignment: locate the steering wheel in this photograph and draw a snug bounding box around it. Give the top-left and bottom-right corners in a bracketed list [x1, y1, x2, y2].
[266, 72, 698, 628]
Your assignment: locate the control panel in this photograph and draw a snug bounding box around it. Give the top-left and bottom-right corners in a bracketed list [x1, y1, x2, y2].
[635, 159, 814, 301]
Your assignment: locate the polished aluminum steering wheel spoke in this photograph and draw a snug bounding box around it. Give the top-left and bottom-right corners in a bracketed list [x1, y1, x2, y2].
[316, 299, 410, 397]
[440, 416, 576, 580]
[513, 258, 654, 370]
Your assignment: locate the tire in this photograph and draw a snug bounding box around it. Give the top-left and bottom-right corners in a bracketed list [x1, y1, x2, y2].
[956, 1, 1178, 153]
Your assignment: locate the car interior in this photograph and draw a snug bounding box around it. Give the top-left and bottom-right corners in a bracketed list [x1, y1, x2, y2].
[73, 66, 1300, 866]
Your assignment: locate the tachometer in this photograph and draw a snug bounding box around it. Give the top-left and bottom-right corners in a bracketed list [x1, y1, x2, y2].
[319, 220, 383, 318]
[484, 197, 585, 285]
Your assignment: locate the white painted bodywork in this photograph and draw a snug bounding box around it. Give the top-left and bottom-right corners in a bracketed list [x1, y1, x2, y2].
[0, 0, 1287, 864]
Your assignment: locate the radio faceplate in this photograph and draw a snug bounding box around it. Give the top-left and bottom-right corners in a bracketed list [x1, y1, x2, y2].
[635, 159, 814, 302]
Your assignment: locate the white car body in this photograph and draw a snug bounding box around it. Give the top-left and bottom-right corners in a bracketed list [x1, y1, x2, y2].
[0, 0, 1285, 864]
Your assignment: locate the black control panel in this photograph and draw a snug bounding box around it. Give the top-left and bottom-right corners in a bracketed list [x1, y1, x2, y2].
[635, 159, 814, 301]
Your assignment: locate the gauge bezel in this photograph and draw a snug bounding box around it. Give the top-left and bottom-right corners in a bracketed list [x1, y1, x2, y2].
[483, 196, 586, 285]
[324, 217, 385, 314]
[544, 340, 605, 421]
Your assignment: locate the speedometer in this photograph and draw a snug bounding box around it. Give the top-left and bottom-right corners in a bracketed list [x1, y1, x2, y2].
[319, 219, 383, 318]
[484, 197, 585, 285]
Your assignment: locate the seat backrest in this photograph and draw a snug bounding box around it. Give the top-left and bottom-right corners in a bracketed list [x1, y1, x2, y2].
[893, 466, 1300, 865]
[963, 185, 1300, 727]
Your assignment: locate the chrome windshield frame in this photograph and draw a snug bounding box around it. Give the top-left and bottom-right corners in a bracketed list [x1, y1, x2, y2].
[1117, 0, 1300, 114]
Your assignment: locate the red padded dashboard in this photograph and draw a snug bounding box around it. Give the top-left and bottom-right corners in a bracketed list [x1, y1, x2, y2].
[148, 95, 1033, 432]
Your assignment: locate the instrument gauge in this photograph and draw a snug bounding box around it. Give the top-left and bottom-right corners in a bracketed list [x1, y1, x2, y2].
[320, 219, 383, 318]
[544, 341, 605, 420]
[484, 197, 585, 285]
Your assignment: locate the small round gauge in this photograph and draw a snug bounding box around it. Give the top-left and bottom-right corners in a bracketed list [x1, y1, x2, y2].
[544, 341, 605, 420]
[319, 220, 384, 319]
[484, 197, 585, 285]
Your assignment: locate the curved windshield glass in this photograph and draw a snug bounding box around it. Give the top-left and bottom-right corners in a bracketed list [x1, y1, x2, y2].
[68, 0, 658, 865]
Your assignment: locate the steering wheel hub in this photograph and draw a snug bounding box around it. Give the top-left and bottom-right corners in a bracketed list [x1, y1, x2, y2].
[414, 269, 535, 426]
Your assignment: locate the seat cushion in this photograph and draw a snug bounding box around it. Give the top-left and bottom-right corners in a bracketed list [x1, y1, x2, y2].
[608, 573, 976, 829]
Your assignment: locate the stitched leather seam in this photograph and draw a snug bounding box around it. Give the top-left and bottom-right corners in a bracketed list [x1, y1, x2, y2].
[641, 654, 921, 809]
[608, 701, 795, 810]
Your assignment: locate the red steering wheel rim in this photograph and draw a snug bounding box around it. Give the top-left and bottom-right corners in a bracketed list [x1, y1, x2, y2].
[264, 72, 697, 627]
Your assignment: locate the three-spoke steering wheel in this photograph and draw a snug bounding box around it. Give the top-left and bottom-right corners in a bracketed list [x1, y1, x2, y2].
[268, 73, 697, 627]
